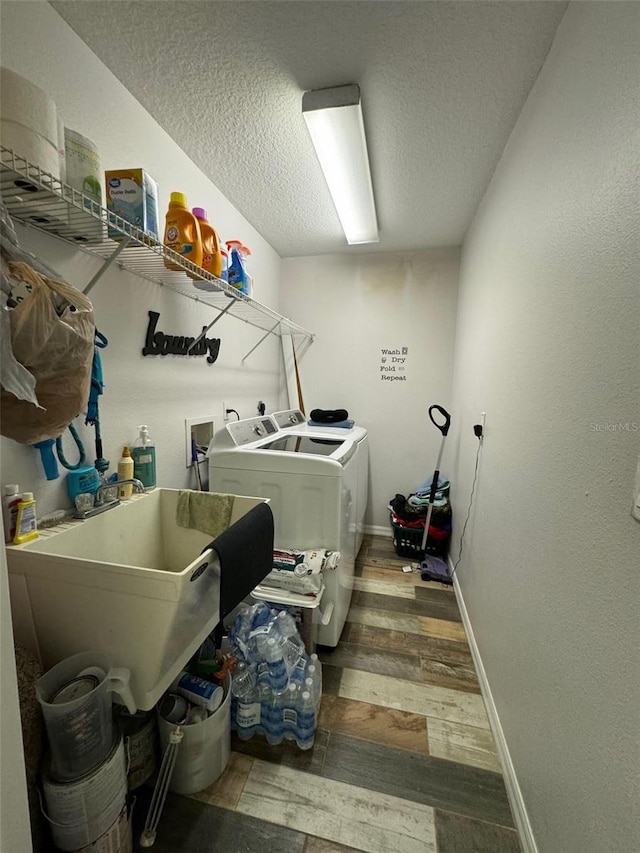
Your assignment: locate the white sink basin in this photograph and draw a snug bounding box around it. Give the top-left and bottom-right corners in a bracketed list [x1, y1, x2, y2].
[7, 489, 267, 709]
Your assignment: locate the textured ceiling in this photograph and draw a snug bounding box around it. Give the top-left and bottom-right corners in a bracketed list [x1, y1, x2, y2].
[52, 1, 567, 257]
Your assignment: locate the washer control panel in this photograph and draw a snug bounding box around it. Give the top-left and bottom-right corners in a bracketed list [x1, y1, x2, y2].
[226, 416, 278, 446]
[272, 409, 306, 429]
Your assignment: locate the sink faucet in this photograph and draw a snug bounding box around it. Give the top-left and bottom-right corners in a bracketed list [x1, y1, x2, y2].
[95, 479, 145, 505]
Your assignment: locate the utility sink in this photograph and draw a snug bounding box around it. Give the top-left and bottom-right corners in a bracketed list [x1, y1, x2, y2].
[7, 489, 267, 710]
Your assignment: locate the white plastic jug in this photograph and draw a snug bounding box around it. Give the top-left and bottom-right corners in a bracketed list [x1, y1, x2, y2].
[36, 651, 136, 781]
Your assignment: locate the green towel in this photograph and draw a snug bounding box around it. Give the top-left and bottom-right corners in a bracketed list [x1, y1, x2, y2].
[176, 490, 235, 538]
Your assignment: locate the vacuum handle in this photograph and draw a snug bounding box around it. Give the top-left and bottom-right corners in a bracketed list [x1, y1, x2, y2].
[429, 405, 451, 437]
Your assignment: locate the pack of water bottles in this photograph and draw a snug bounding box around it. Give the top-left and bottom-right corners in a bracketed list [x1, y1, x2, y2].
[229, 602, 322, 749]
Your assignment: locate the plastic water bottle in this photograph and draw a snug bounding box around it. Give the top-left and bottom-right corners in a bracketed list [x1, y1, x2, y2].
[232, 662, 261, 740]
[305, 663, 322, 708]
[230, 607, 253, 662]
[275, 616, 305, 670]
[264, 687, 286, 746]
[295, 690, 316, 750]
[290, 652, 308, 687]
[257, 636, 289, 693]
[275, 610, 298, 638]
[258, 684, 272, 739]
[282, 683, 300, 741]
[235, 688, 261, 740]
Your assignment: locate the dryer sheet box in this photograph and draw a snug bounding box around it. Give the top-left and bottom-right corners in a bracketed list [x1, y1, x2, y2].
[105, 168, 159, 240]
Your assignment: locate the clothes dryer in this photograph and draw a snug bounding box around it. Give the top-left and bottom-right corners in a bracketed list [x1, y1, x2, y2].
[208, 416, 358, 646]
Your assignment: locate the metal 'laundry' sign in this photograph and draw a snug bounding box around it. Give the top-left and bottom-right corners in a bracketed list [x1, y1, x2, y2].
[142, 311, 221, 364]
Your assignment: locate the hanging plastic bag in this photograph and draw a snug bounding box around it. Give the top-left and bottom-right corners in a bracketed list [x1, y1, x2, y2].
[1, 260, 95, 444]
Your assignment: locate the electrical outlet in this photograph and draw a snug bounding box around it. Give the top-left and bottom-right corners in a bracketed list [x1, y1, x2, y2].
[223, 401, 230, 422]
[185, 417, 215, 467]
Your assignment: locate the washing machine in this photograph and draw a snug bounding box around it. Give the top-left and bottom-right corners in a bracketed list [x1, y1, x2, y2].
[270, 409, 369, 554]
[208, 415, 359, 646]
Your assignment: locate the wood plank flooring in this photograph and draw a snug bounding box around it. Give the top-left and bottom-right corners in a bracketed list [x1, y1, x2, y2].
[135, 535, 521, 852]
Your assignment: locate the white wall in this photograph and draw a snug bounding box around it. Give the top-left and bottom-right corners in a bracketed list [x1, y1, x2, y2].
[449, 4, 640, 852]
[281, 250, 459, 530]
[0, 3, 290, 841]
[0, 0, 290, 519]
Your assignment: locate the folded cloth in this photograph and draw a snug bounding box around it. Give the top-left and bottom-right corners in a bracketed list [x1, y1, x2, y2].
[204, 502, 274, 618]
[408, 493, 449, 509]
[415, 475, 450, 497]
[262, 548, 340, 595]
[308, 418, 355, 430]
[176, 490, 235, 538]
[309, 408, 349, 423]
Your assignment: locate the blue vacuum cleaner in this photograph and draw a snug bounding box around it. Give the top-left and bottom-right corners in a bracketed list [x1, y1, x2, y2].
[419, 405, 453, 585]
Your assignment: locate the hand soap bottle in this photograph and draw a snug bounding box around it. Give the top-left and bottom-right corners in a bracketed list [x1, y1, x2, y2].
[117, 446, 134, 500]
[132, 426, 156, 489]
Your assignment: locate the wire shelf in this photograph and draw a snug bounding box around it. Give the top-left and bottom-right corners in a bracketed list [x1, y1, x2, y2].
[0, 146, 314, 345]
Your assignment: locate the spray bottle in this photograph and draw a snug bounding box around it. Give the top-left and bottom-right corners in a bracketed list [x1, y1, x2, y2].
[132, 426, 156, 489]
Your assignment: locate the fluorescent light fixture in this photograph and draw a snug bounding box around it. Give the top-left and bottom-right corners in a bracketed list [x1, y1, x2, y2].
[302, 84, 379, 245]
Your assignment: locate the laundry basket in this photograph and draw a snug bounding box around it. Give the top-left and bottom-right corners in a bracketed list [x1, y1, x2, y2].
[390, 515, 425, 558]
[390, 514, 448, 559]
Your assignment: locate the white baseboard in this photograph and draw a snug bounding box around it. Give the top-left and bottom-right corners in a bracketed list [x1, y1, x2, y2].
[363, 524, 393, 538]
[451, 568, 538, 853]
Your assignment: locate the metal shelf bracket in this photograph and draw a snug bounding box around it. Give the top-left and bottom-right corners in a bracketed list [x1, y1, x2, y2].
[83, 236, 131, 295]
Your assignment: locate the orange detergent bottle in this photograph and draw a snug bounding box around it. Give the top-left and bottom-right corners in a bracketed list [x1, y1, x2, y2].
[163, 192, 203, 271]
[192, 207, 222, 278]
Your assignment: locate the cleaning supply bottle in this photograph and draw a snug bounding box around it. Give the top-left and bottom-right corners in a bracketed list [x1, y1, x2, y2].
[226, 240, 249, 293]
[220, 249, 229, 284]
[117, 446, 134, 500]
[132, 425, 156, 489]
[192, 208, 223, 280]
[2, 484, 22, 544]
[163, 192, 203, 272]
[13, 492, 38, 544]
[240, 244, 253, 297]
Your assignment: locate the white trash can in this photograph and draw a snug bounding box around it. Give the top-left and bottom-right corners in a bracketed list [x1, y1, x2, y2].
[157, 675, 231, 795]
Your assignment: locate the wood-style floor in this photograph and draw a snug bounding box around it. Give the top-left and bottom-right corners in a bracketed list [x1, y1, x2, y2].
[135, 535, 521, 852]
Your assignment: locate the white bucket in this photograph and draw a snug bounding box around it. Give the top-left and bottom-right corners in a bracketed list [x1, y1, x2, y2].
[41, 732, 128, 851]
[36, 651, 136, 782]
[73, 803, 132, 853]
[157, 674, 231, 795]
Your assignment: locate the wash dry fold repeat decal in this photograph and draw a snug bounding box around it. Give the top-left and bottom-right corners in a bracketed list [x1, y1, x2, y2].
[142, 311, 221, 364]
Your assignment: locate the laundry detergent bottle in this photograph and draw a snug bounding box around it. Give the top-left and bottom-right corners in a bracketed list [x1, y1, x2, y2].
[163, 192, 203, 271]
[192, 208, 223, 280]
